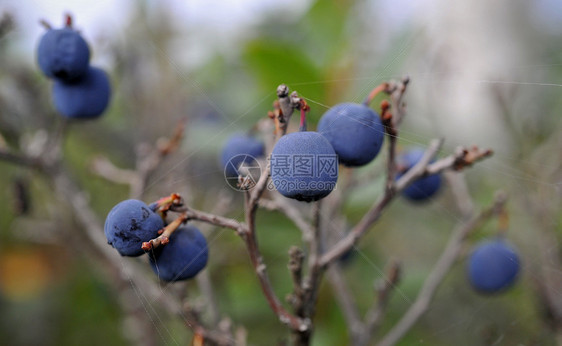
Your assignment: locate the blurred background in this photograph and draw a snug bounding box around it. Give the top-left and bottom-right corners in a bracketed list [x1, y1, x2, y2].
[1, 0, 562, 345]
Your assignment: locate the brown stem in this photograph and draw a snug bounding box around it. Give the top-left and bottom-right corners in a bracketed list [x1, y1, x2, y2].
[170, 205, 246, 234]
[0, 148, 42, 168]
[243, 193, 309, 332]
[141, 212, 187, 251]
[287, 246, 305, 314]
[363, 82, 390, 106]
[292, 201, 324, 343]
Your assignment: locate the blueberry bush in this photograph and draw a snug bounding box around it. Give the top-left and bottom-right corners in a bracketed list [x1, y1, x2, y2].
[1, 2, 561, 345]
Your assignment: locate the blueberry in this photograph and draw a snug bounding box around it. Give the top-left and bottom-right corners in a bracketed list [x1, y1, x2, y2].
[37, 27, 90, 81]
[104, 199, 164, 257]
[149, 225, 209, 282]
[396, 148, 442, 201]
[220, 134, 265, 178]
[317, 103, 384, 167]
[270, 131, 338, 202]
[52, 66, 111, 119]
[467, 238, 520, 293]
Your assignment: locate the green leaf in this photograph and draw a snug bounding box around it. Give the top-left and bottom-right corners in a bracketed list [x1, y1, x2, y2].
[243, 40, 325, 108]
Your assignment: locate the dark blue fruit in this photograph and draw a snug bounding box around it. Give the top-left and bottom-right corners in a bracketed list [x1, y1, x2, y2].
[467, 238, 520, 293]
[149, 225, 209, 282]
[52, 66, 111, 119]
[37, 28, 90, 81]
[104, 199, 164, 257]
[220, 134, 265, 177]
[397, 148, 442, 201]
[271, 131, 338, 202]
[317, 103, 384, 167]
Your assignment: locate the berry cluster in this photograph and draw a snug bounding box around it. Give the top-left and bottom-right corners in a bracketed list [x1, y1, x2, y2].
[104, 198, 209, 282]
[37, 15, 111, 119]
[219, 84, 520, 296]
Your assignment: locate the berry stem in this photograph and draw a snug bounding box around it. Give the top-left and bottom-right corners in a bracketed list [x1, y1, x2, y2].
[299, 107, 307, 132]
[299, 99, 310, 132]
[152, 193, 183, 213]
[64, 13, 73, 28]
[497, 207, 509, 236]
[142, 212, 188, 251]
[362, 82, 389, 106]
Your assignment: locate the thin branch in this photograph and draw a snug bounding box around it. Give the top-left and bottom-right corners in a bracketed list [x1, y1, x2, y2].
[259, 197, 314, 242]
[304, 200, 323, 296]
[320, 140, 493, 267]
[183, 302, 234, 346]
[319, 139, 443, 267]
[171, 205, 247, 234]
[196, 268, 221, 327]
[132, 119, 186, 198]
[0, 148, 42, 168]
[89, 119, 186, 198]
[364, 260, 402, 338]
[90, 155, 140, 186]
[287, 246, 305, 314]
[377, 192, 507, 346]
[444, 171, 475, 217]
[242, 193, 310, 332]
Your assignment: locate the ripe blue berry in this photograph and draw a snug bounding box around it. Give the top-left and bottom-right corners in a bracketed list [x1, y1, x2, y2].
[317, 103, 384, 167]
[220, 134, 265, 178]
[37, 27, 90, 81]
[397, 148, 442, 201]
[52, 66, 111, 119]
[467, 238, 520, 293]
[104, 199, 164, 257]
[149, 225, 209, 282]
[271, 131, 338, 202]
